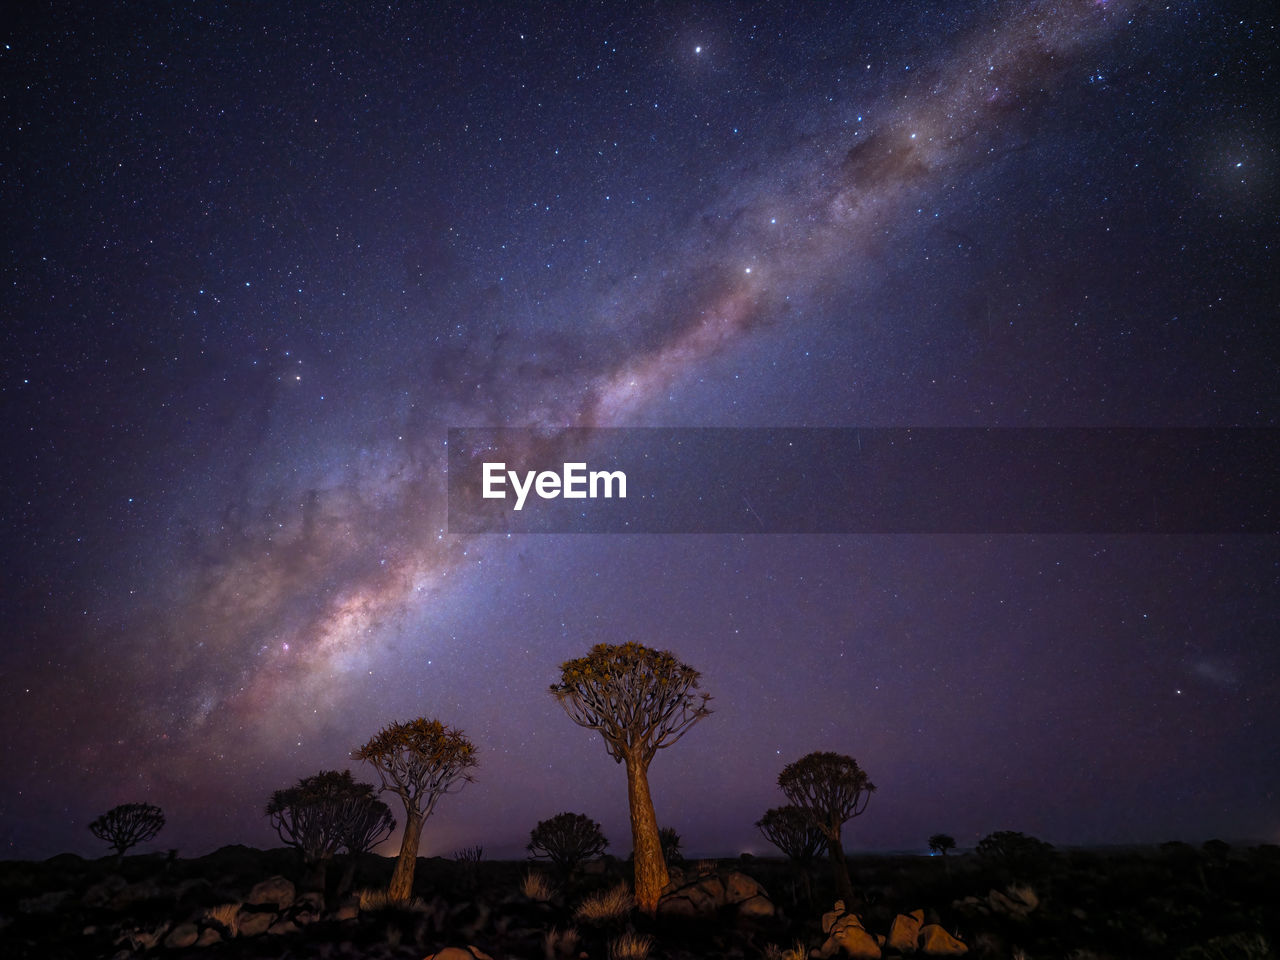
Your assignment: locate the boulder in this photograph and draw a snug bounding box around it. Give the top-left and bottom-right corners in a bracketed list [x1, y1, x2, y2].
[196, 927, 223, 946]
[82, 875, 128, 907]
[822, 900, 849, 935]
[246, 875, 295, 910]
[725, 871, 765, 904]
[816, 912, 873, 959]
[656, 874, 728, 916]
[737, 894, 776, 918]
[832, 922, 881, 959]
[919, 924, 968, 956]
[236, 908, 275, 937]
[424, 949, 494, 960]
[887, 910, 923, 952]
[163, 923, 199, 949]
[267, 918, 299, 935]
[657, 895, 699, 917]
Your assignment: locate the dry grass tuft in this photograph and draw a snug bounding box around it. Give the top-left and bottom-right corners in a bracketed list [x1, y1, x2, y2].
[522, 869, 556, 902]
[356, 887, 428, 913]
[608, 930, 654, 960]
[203, 902, 240, 935]
[542, 925, 581, 959]
[574, 881, 633, 923]
[762, 941, 808, 960]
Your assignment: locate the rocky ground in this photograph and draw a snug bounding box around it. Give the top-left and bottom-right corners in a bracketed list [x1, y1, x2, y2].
[0, 844, 1276, 959]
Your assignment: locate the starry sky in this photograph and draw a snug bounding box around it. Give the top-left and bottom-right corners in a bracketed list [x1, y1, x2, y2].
[2, 0, 1277, 862]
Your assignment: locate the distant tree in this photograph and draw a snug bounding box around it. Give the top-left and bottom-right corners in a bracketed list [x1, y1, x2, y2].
[757, 805, 827, 865]
[929, 833, 957, 856]
[975, 830, 1054, 877]
[355, 718, 477, 902]
[551, 642, 712, 914]
[267, 770, 362, 888]
[89, 803, 165, 861]
[778, 752, 875, 904]
[528, 812, 609, 877]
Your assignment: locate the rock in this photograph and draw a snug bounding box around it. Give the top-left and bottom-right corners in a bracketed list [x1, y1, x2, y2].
[919, 924, 968, 956]
[822, 900, 848, 935]
[82, 875, 128, 907]
[19, 890, 71, 913]
[333, 898, 359, 921]
[196, 927, 223, 946]
[887, 910, 923, 952]
[164, 923, 199, 949]
[657, 895, 699, 917]
[246, 875, 295, 910]
[656, 874, 728, 916]
[725, 871, 765, 904]
[236, 908, 275, 937]
[295, 890, 325, 912]
[737, 894, 776, 918]
[831, 921, 881, 959]
[267, 918, 299, 935]
[424, 949, 494, 960]
[815, 912, 872, 959]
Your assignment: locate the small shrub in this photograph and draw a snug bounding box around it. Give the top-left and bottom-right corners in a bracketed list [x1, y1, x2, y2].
[658, 826, 682, 864]
[575, 882, 633, 923]
[453, 844, 483, 863]
[522, 870, 555, 902]
[608, 930, 654, 960]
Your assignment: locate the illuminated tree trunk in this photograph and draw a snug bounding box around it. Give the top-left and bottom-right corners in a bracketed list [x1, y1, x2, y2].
[827, 830, 854, 905]
[388, 812, 423, 903]
[625, 753, 668, 914]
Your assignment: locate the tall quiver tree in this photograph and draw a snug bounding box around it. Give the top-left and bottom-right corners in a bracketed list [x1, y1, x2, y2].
[778, 752, 875, 905]
[354, 718, 477, 902]
[551, 642, 712, 914]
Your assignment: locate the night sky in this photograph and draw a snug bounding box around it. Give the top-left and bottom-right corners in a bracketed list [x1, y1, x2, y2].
[2, 1, 1277, 863]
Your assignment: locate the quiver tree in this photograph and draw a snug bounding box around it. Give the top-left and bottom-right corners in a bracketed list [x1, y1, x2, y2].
[757, 805, 827, 865]
[90, 798, 165, 860]
[778, 751, 875, 904]
[757, 804, 826, 904]
[355, 717, 477, 902]
[89, 803, 165, 861]
[551, 642, 712, 914]
[528, 812, 608, 878]
[266, 770, 394, 897]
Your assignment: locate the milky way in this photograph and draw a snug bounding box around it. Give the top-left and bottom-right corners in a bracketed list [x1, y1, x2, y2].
[3, 0, 1276, 858]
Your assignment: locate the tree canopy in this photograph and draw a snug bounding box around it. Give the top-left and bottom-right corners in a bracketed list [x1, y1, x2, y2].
[550, 641, 712, 767]
[89, 802, 165, 858]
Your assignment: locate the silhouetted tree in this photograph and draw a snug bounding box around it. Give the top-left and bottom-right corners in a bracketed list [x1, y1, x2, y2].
[975, 830, 1054, 878]
[757, 804, 827, 905]
[89, 803, 165, 861]
[929, 833, 957, 856]
[267, 770, 370, 890]
[778, 752, 875, 904]
[335, 786, 395, 900]
[355, 717, 477, 902]
[551, 642, 712, 913]
[758, 805, 827, 865]
[528, 812, 609, 877]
